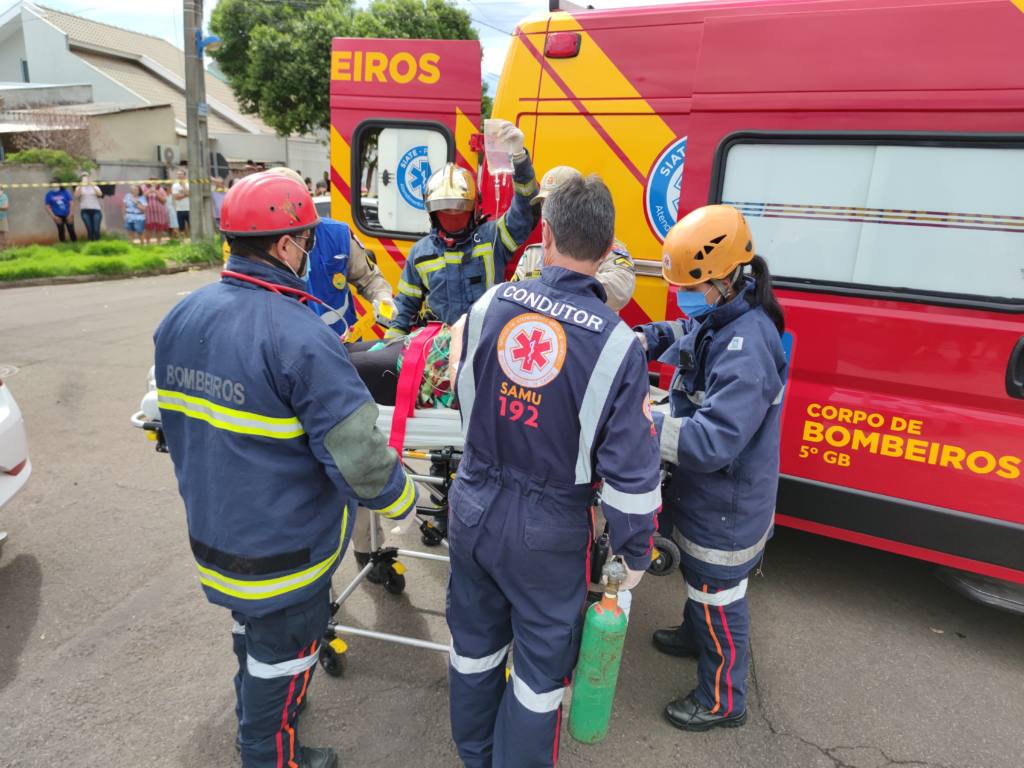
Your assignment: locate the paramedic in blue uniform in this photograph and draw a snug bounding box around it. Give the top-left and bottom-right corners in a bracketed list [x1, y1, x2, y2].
[635, 204, 788, 732]
[448, 175, 662, 766]
[153, 172, 416, 768]
[386, 118, 539, 336]
[266, 167, 395, 336]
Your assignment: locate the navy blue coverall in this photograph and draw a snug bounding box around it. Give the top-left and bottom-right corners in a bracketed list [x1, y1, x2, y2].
[639, 278, 787, 717]
[154, 255, 416, 767]
[449, 268, 662, 767]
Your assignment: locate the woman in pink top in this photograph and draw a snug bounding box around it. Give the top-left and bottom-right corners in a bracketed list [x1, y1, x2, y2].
[74, 174, 104, 241]
[143, 182, 169, 244]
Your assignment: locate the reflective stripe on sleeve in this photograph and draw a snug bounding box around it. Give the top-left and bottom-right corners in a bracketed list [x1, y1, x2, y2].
[456, 285, 501, 439]
[669, 321, 685, 340]
[473, 243, 495, 287]
[574, 323, 635, 484]
[496, 216, 517, 251]
[449, 643, 510, 675]
[197, 512, 346, 601]
[600, 482, 661, 516]
[247, 651, 319, 680]
[398, 279, 423, 298]
[686, 578, 748, 606]
[671, 518, 773, 568]
[660, 415, 681, 464]
[514, 178, 538, 196]
[157, 389, 304, 439]
[371, 475, 416, 519]
[509, 668, 565, 714]
[415, 256, 445, 278]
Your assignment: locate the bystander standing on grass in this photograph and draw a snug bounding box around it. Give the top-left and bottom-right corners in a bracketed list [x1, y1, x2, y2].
[123, 184, 146, 243]
[75, 174, 104, 241]
[171, 168, 190, 239]
[44, 182, 77, 242]
[143, 181, 169, 244]
[0, 185, 9, 249]
[164, 183, 180, 242]
[211, 176, 226, 235]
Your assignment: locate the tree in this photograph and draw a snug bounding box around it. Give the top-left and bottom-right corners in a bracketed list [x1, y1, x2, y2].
[210, 0, 484, 137]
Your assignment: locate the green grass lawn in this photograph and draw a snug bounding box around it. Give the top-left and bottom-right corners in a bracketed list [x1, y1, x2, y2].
[0, 239, 220, 282]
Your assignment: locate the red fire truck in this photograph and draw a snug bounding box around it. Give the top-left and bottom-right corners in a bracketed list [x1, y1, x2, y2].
[327, 0, 1024, 609]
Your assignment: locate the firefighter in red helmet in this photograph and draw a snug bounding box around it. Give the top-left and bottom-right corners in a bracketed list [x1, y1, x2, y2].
[154, 171, 416, 768]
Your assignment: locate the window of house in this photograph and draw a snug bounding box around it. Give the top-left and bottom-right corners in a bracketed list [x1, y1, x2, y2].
[716, 138, 1024, 303]
[352, 121, 453, 240]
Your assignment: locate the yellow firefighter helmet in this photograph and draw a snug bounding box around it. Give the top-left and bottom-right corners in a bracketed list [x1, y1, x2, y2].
[424, 163, 477, 213]
[661, 204, 755, 287]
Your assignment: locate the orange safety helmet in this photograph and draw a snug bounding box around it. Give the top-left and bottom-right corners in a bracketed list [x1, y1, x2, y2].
[220, 171, 319, 237]
[661, 204, 754, 287]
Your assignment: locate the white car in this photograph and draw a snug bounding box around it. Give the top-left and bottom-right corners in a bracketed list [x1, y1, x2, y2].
[0, 377, 31, 553]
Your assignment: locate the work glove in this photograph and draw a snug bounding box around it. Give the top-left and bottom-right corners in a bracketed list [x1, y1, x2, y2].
[373, 297, 396, 326]
[491, 119, 526, 156]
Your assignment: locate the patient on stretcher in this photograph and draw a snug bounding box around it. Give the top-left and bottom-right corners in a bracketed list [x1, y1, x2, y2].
[347, 317, 465, 409]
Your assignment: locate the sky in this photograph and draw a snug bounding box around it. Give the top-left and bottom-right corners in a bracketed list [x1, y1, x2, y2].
[27, 0, 687, 92]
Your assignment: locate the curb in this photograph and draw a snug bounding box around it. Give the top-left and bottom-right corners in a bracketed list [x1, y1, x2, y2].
[0, 263, 219, 289]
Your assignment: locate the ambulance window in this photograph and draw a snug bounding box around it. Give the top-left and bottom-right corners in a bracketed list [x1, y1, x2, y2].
[717, 140, 1024, 303]
[352, 121, 454, 240]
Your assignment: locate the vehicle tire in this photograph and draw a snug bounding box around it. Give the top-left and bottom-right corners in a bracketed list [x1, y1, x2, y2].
[319, 644, 347, 677]
[648, 535, 680, 576]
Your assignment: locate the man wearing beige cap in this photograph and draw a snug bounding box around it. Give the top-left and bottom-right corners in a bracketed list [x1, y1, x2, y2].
[513, 165, 636, 311]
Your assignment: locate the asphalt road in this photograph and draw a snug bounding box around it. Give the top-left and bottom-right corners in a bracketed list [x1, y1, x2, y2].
[1, 270, 1022, 768]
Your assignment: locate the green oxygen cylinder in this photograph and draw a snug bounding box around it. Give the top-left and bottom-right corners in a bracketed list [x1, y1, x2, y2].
[568, 558, 629, 744]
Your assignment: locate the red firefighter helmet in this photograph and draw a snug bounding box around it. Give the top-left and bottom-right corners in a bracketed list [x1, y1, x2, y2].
[220, 172, 320, 237]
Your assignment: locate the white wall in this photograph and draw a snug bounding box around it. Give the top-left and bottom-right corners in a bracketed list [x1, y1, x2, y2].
[0, 15, 27, 82]
[211, 133, 329, 178]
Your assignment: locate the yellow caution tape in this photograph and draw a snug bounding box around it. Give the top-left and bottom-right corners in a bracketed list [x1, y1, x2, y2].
[0, 178, 216, 190]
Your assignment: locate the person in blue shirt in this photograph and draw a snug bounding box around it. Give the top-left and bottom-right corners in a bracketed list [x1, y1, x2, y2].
[44, 182, 76, 242]
[635, 205, 788, 732]
[154, 172, 415, 768]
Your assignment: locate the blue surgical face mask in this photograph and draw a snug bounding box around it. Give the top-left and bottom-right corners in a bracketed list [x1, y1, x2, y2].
[676, 287, 714, 319]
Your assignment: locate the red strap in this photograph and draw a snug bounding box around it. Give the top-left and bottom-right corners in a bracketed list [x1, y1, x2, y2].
[389, 324, 443, 452]
[221, 270, 328, 308]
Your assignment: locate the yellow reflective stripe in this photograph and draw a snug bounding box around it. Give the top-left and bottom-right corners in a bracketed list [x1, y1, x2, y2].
[497, 216, 517, 251]
[398, 279, 422, 298]
[157, 389, 304, 439]
[444, 250, 464, 265]
[473, 243, 495, 287]
[372, 475, 416, 519]
[415, 257, 445, 278]
[197, 509, 347, 601]
[514, 179, 538, 196]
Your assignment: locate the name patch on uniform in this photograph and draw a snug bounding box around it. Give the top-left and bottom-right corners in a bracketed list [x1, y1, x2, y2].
[165, 365, 246, 405]
[727, 336, 744, 351]
[498, 284, 605, 333]
[497, 313, 566, 388]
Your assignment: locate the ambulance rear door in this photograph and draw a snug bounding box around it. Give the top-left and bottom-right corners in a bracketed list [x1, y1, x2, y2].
[329, 37, 482, 338]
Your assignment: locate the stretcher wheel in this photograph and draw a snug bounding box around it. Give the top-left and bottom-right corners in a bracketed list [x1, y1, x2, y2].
[421, 524, 445, 547]
[648, 535, 681, 576]
[383, 568, 406, 595]
[319, 640, 347, 678]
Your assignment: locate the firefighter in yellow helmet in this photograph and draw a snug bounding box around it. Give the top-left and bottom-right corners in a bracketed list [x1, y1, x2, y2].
[634, 204, 789, 732]
[513, 165, 636, 311]
[386, 118, 539, 336]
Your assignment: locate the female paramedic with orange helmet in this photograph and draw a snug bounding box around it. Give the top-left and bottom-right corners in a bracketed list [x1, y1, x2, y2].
[635, 204, 788, 732]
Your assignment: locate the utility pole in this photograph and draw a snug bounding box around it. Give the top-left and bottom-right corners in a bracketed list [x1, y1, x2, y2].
[183, 0, 211, 241]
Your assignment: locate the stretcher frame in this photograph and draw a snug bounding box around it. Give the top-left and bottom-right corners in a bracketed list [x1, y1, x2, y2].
[323, 447, 457, 663]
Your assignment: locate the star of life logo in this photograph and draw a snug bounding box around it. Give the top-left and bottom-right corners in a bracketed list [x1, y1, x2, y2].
[644, 136, 687, 242]
[397, 145, 433, 210]
[497, 313, 567, 388]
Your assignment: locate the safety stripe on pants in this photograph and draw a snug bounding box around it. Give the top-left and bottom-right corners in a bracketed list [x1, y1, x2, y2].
[671, 518, 772, 568]
[448, 643, 510, 675]
[456, 284, 501, 439]
[509, 668, 565, 714]
[574, 323, 635, 484]
[247, 650, 319, 680]
[686, 578, 748, 606]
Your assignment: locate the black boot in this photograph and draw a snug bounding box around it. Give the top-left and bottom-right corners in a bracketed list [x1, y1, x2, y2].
[652, 625, 698, 658]
[664, 691, 747, 732]
[298, 745, 337, 768]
